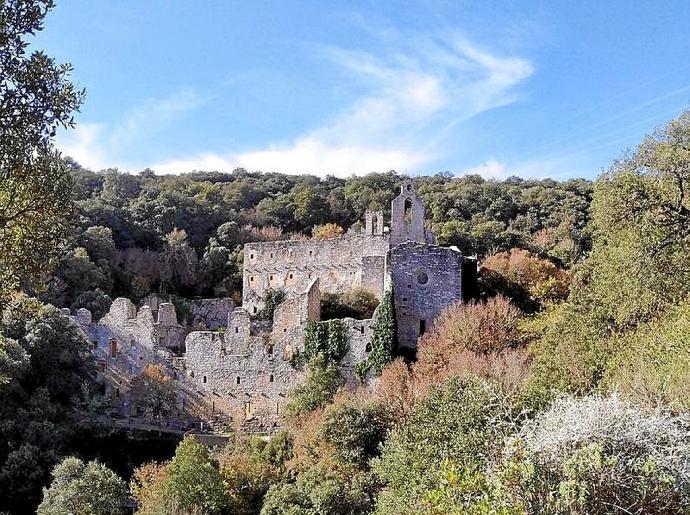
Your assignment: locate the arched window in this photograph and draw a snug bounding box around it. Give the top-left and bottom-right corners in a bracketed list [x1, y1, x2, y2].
[203, 375, 207, 383]
[404, 198, 413, 223]
[236, 376, 241, 385]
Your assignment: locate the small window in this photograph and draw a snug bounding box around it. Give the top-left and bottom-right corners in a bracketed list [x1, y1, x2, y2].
[203, 375, 207, 384]
[402, 297, 407, 302]
[269, 275, 273, 280]
[269, 373, 274, 383]
[250, 253, 254, 259]
[276, 402, 280, 414]
[309, 250, 313, 257]
[283, 328, 287, 333]
[289, 273, 293, 279]
[360, 326, 365, 335]
[235, 327, 239, 334]
[406, 183, 412, 191]
[109, 339, 118, 358]
[267, 345, 274, 355]
[420, 319, 426, 335]
[270, 252, 273, 258]
[250, 276, 254, 282]
[190, 371, 195, 378]
[365, 342, 372, 352]
[236, 376, 241, 385]
[253, 306, 258, 314]
[115, 387, 120, 398]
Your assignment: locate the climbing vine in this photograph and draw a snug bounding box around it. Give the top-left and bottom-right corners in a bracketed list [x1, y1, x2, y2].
[294, 319, 349, 368]
[356, 288, 397, 382]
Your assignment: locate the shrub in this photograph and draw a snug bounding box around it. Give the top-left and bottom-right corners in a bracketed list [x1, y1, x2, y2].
[320, 400, 390, 469]
[415, 296, 523, 382]
[480, 248, 571, 312]
[374, 377, 516, 515]
[312, 223, 344, 240]
[285, 355, 344, 418]
[321, 287, 379, 320]
[257, 288, 286, 321]
[500, 395, 690, 514]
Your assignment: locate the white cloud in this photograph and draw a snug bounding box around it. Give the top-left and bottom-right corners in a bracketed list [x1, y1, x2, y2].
[459, 159, 508, 179]
[56, 88, 206, 171]
[56, 123, 107, 170]
[61, 29, 533, 177]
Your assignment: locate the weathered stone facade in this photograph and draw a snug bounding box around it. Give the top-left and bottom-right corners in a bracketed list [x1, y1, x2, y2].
[65, 181, 476, 432]
[242, 234, 389, 315]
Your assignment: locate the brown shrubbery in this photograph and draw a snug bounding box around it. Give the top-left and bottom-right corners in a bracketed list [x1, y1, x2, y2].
[480, 248, 572, 312]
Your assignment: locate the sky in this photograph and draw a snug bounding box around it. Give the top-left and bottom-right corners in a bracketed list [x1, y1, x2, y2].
[35, 0, 690, 180]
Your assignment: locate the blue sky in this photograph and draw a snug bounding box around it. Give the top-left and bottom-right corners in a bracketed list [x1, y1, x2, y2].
[37, 0, 690, 179]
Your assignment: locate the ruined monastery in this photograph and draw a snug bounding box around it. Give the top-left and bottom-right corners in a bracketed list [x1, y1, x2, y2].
[65, 180, 477, 431]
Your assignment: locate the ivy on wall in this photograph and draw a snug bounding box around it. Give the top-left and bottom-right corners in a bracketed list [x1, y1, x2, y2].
[356, 288, 397, 381]
[294, 319, 349, 368]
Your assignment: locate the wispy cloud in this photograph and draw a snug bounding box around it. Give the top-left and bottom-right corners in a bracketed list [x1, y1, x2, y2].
[57, 88, 206, 171]
[60, 29, 533, 177]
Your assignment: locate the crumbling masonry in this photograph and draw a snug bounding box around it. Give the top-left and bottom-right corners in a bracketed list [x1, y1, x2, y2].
[66, 181, 476, 431]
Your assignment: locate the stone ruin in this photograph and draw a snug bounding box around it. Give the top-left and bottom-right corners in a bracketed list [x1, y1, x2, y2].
[64, 181, 477, 432]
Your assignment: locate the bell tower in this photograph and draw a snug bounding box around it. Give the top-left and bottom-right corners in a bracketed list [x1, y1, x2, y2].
[390, 180, 425, 247]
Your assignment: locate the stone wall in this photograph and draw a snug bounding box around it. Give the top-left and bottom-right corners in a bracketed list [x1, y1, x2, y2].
[242, 234, 389, 315]
[390, 242, 467, 350]
[184, 279, 321, 430]
[189, 298, 235, 330]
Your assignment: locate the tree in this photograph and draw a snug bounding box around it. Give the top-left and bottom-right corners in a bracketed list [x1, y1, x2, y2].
[286, 355, 343, 418]
[0, 0, 85, 306]
[0, 297, 98, 512]
[163, 436, 229, 513]
[37, 457, 128, 515]
[129, 365, 176, 422]
[159, 228, 198, 294]
[480, 248, 571, 312]
[374, 377, 515, 515]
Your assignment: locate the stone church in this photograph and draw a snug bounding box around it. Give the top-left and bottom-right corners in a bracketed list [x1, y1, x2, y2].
[67, 180, 476, 431]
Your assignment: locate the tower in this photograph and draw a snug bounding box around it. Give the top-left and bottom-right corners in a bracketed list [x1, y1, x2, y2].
[364, 210, 384, 236]
[390, 180, 426, 247]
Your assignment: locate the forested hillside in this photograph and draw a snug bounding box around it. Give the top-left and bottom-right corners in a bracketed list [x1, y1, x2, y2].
[48, 165, 591, 317]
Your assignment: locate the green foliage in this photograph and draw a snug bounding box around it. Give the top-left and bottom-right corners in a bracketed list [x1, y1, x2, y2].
[600, 301, 690, 410]
[0, 0, 85, 306]
[301, 319, 349, 366]
[59, 164, 593, 305]
[257, 288, 287, 321]
[0, 296, 99, 511]
[37, 457, 127, 515]
[70, 288, 112, 320]
[374, 377, 515, 515]
[422, 461, 521, 515]
[526, 112, 690, 404]
[285, 355, 343, 417]
[320, 401, 390, 469]
[260, 464, 376, 515]
[129, 365, 177, 422]
[356, 289, 396, 381]
[497, 396, 690, 514]
[321, 287, 379, 320]
[163, 436, 229, 513]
